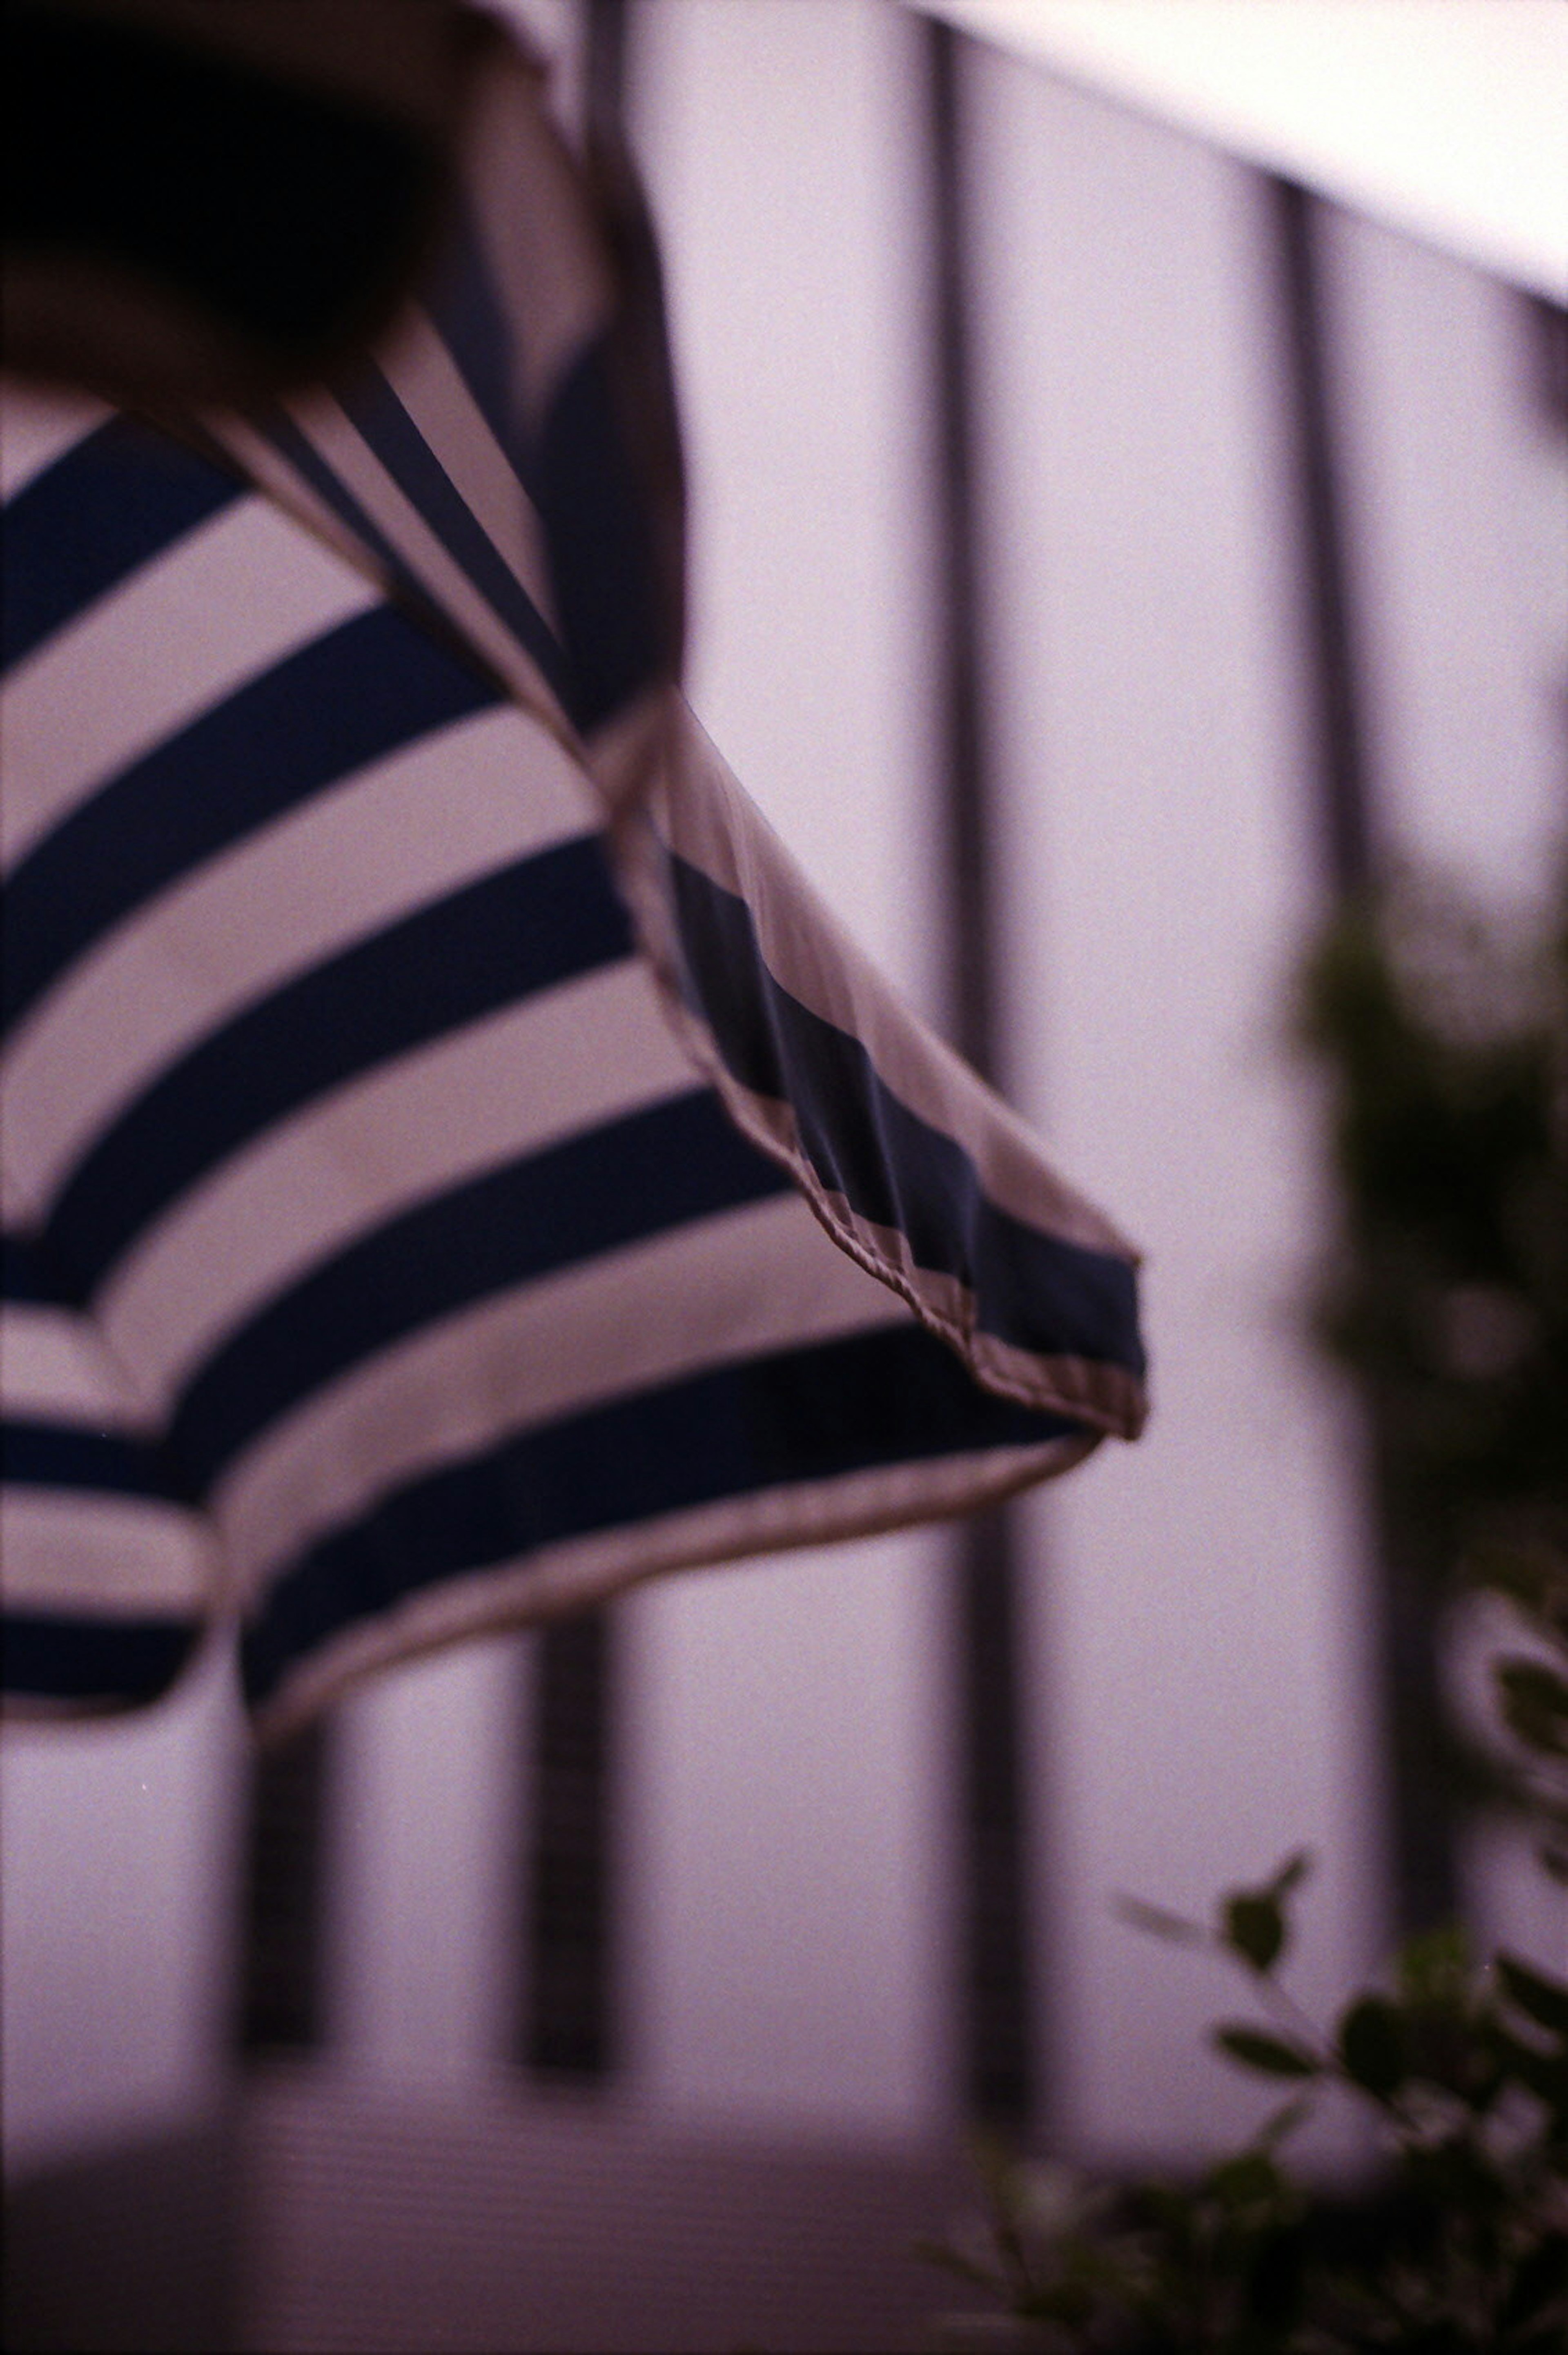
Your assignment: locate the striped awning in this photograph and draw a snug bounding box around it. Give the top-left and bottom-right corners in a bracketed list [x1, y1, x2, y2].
[1, 6, 1146, 1736]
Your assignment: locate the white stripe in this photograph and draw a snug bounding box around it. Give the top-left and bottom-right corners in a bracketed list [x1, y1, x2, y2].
[99, 960, 694, 1407]
[205, 412, 402, 602]
[1, 704, 596, 1225]
[386, 309, 559, 631]
[1, 1489, 211, 1614]
[255, 1433, 1087, 1742]
[0, 382, 109, 502]
[219, 1188, 903, 1601]
[1, 497, 378, 871]
[0, 1302, 156, 1432]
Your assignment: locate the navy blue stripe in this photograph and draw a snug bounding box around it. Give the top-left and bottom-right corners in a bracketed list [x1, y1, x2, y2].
[2, 1611, 198, 1703]
[43, 838, 634, 1300]
[532, 335, 669, 733]
[338, 365, 574, 710]
[1, 1418, 190, 1501]
[242, 1321, 1077, 1707]
[668, 855, 1146, 1383]
[169, 1089, 789, 1488]
[1, 1231, 60, 1305]
[2, 418, 242, 675]
[4, 606, 501, 1037]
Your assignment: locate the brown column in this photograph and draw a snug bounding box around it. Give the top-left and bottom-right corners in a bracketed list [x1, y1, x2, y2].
[924, 14, 1036, 2130]
[1265, 173, 1457, 1934]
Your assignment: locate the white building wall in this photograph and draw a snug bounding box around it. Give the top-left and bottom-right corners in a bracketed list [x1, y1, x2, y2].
[964, 43, 1386, 2167]
[0, 1646, 244, 2173]
[5, 0, 1562, 2190]
[327, 1635, 526, 2086]
[1319, 207, 1568, 1974]
[1325, 207, 1566, 898]
[621, 0, 959, 2142]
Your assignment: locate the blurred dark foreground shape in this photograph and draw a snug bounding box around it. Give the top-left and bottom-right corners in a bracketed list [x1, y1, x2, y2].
[2, 0, 499, 409]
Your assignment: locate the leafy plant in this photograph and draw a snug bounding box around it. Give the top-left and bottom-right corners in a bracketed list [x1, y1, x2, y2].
[922, 1856, 1568, 2351]
[922, 872, 1568, 2349]
[1298, 871, 1568, 1871]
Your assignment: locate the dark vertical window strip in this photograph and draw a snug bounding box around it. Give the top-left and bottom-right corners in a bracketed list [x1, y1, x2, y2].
[514, 0, 633, 2092]
[925, 15, 1035, 2131]
[235, 1715, 332, 2056]
[530, 0, 677, 735]
[1267, 180, 1375, 901]
[585, 0, 628, 140]
[519, 1611, 616, 2078]
[1266, 174, 1456, 1934]
[1521, 292, 1568, 434]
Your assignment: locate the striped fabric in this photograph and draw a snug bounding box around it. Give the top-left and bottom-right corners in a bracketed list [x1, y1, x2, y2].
[0, 25, 1145, 1737]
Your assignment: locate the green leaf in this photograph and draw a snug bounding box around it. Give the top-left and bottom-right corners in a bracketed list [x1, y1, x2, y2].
[1497, 1659, 1568, 1758]
[1113, 1893, 1207, 1946]
[1246, 2226, 1307, 2333]
[1491, 2025, 1568, 2112]
[1256, 2094, 1314, 2151]
[1497, 1953, 1568, 2040]
[1204, 2150, 1285, 2212]
[1396, 1922, 1472, 2006]
[1401, 2132, 1510, 2218]
[1215, 1853, 1312, 1975]
[966, 2129, 1019, 2219]
[1016, 2279, 1098, 2328]
[1501, 2232, 1568, 2334]
[1510, 2326, 1568, 2355]
[1268, 1850, 1313, 1899]
[1539, 1840, 1568, 1887]
[1212, 2026, 1321, 2079]
[911, 2237, 1001, 2294]
[1338, 1994, 1406, 2101]
[1223, 1892, 1287, 1974]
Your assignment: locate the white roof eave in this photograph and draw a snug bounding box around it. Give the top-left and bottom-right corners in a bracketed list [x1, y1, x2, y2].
[913, 0, 1568, 304]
